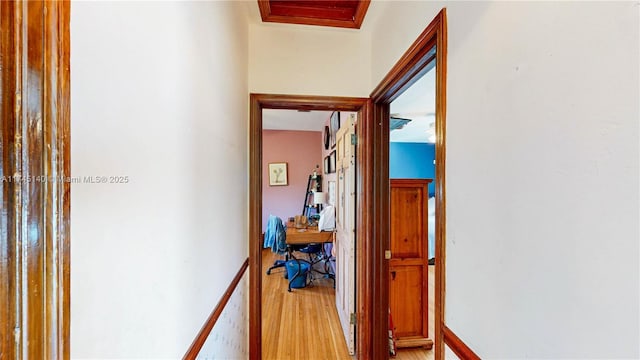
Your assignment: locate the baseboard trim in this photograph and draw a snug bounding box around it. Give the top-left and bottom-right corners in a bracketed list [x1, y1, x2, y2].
[396, 337, 434, 349]
[442, 325, 480, 360]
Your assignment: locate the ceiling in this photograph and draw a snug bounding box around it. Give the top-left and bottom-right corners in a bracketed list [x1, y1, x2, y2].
[389, 67, 436, 143]
[257, 0, 370, 29]
[263, 109, 332, 131]
[261, 67, 436, 142]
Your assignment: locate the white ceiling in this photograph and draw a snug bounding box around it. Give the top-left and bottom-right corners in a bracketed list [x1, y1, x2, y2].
[262, 109, 331, 131]
[389, 67, 436, 143]
[261, 67, 435, 140]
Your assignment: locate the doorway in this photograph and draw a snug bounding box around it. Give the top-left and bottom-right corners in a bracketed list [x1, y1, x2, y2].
[249, 95, 373, 359]
[370, 8, 447, 360]
[388, 53, 437, 358]
[259, 108, 352, 358]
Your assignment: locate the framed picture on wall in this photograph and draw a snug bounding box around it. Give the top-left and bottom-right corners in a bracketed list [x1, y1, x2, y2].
[268, 162, 288, 186]
[323, 156, 330, 174]
[329, 150, 336, 173]
[329, 111, 340, 149]
[323, 126, 330, 150]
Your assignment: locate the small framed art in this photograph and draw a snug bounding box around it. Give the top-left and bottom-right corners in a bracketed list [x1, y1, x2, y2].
[268, 162, 288, 186]
[329, 111, 340, 149]
[324, 156, 330, 175]
[329, 150, 336, 173]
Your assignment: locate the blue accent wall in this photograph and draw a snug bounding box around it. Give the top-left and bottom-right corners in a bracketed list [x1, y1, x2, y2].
[390, 142, 435, 197]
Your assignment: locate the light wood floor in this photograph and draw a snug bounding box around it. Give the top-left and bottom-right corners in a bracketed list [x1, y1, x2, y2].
[261, 249, 435, 360]
[262, 250, 352, 359]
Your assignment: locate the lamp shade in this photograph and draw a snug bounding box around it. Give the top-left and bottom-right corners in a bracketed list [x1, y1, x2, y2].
[313, 191, 326, 205]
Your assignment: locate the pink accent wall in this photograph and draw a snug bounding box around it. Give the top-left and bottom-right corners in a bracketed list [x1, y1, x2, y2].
[262, 130, 323, 231]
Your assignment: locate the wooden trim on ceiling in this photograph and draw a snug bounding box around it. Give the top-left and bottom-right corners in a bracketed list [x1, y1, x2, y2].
[0, 1, 71, 358]
[369, 8, 447, 360]
[249, 94, 371, 359]
[442, 325, 481, 360]
[257, 0, 272, 22]
[352, 0, 370, 29]
[257, 0, 370, 29]
[269, 4, 354, 21]
[183, 258, 249, 360]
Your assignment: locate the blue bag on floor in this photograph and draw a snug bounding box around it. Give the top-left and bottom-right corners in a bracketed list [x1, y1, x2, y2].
[285, 260, 310, 288]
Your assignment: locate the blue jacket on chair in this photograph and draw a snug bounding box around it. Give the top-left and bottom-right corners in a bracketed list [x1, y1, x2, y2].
[263, 215, 287, 254]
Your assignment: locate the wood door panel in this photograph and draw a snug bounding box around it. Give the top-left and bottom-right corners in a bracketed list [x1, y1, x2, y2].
[390, 186, 426, 259]
[389, 258, 423, 267]
[389, 265, 424, 337]
[389, 179, 431, 348]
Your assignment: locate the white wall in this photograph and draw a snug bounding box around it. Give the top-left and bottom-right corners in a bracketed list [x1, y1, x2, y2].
[371, 1, 639, 358]
[71, 2, 249, 358]
[445, 344, 461, 360]
[249, 23, 371, 97]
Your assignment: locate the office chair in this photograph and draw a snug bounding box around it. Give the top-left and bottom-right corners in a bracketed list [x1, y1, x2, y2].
[264, 215, 288, 276]
[294, 243, 335, 289]
[297, 244, 324, 268]
[263, 215, 321, 291]
[263, 216, 308, 284]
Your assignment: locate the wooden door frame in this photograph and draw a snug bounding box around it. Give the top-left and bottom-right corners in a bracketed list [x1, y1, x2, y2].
[370, 9, 447, 360]
[1, 1, 71, 358]
[249, 94, 374, 359]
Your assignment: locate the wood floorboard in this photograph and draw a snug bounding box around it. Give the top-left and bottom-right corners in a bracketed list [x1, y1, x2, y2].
[262, 250, 353, 360]
[261, 250, 435, 360]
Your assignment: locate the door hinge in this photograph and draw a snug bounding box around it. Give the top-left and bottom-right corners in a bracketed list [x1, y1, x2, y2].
[351, 134, 357, 145]
[385, 250, 392, 259]
[350, 312, 356, 325]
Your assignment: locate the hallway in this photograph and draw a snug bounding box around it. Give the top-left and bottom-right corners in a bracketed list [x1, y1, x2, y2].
[16, 1, 635, 358]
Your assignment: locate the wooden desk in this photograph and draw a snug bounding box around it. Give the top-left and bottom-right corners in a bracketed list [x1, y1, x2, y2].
[284, 224, 335, 292]
[286, 225, 333, 245]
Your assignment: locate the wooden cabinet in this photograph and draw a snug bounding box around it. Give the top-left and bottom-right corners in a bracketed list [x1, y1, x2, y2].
[390, 179, 432, 348]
